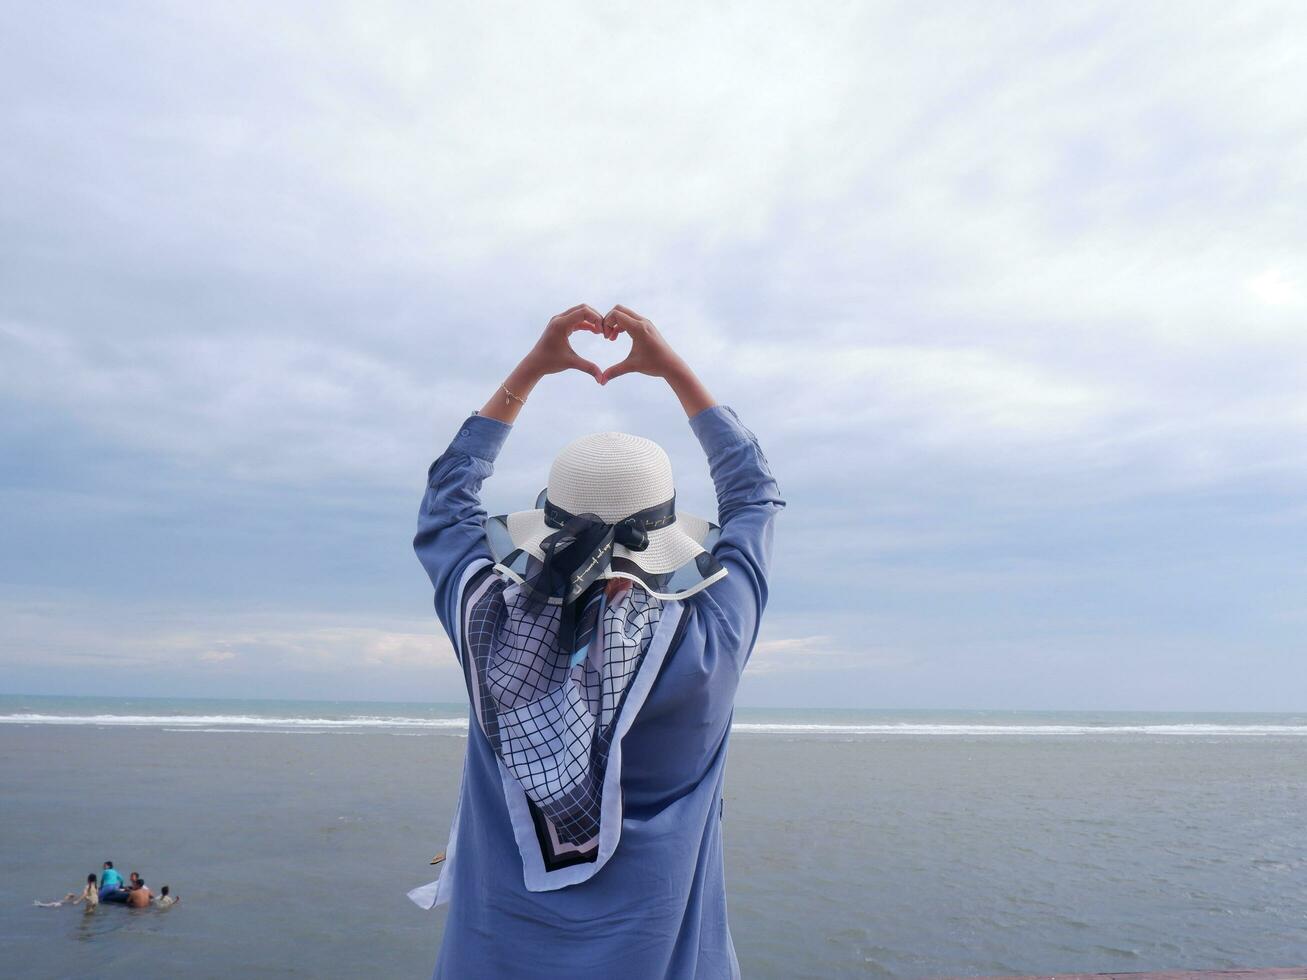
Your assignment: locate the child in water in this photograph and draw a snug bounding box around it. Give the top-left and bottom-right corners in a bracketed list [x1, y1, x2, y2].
[33, 873, 99, 910]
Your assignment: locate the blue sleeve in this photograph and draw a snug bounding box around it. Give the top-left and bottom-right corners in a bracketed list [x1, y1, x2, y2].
[687, 404, 786, 670]
[413, 410, 512, 649]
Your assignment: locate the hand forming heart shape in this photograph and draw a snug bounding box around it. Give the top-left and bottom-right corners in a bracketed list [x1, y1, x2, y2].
[486, 303, 711, 423]
[528, 303, 679, 386]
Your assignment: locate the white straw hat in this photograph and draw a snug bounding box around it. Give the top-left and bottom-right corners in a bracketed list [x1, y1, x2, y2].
[486, 431, 727, 601]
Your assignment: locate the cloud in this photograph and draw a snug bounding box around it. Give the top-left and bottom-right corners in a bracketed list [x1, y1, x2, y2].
[3, 1, 1306, 706]
[747, 633, 915, 676]
[1245, 267, 1303, 308]
[0, 598, 462, 690]
[197, 650, 238, 664]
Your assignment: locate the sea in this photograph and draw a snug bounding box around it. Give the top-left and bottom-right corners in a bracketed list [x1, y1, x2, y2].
[3, 695, 1306, 979]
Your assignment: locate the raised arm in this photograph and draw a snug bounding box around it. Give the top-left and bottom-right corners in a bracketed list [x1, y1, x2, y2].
[413, 412, 507, 641]
[414, 304, 609, 641]
[600, 306, 786, 667]
[687, 403, 783, 660]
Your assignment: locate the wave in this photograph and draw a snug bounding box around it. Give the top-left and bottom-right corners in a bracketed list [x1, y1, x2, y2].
[159, 727, 466, 737]
[0, 713, 468, 730]
[2, 713, 1307, 737]
[731, 723, 1307, 736]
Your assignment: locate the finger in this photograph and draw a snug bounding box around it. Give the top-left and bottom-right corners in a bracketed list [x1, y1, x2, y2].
[550, 303, 587, 325]
[553, 304, 597, 326]
[599, 357, 637, 384]
[600, 307, 627, 339]
[603, 307, 635, 330]
[569, 303, 605, 334]
[613, 303, 644, 322]
[557, 305, 602, 334]
[604, 308, 642, 335]
[570, 356, 604, 384]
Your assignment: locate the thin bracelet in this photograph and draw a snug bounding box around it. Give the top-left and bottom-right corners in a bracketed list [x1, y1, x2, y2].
[501, 383, 526, 406]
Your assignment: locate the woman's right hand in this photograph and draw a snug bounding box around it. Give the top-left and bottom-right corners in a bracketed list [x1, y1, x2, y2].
[599, 305, 717, 416]
[598, 305, 685, 384]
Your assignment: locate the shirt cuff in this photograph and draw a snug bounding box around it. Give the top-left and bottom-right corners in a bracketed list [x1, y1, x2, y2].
[688, 404, 754, 456]
[453, 411, 512, 461]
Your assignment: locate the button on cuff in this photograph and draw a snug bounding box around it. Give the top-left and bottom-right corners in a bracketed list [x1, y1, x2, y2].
[451, 412, 512, 460]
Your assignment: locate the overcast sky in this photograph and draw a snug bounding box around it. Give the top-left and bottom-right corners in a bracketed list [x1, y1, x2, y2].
[2, 1, 1305, 709]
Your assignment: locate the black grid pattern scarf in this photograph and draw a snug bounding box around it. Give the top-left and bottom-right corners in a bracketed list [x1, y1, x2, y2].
[465, 572, 663, 867]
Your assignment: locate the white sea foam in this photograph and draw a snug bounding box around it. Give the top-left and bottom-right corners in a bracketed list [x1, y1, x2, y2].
[730, 723, 1307, 736]
[0, 713, 468, 730]
[2, 713, 1306, 737]
[159, 727, 468, 737]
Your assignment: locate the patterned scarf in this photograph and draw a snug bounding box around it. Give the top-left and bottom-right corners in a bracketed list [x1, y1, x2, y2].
[465, 572, 663, 864]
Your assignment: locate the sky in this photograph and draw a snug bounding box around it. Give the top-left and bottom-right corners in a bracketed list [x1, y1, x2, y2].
[2, 1, 1305, 709]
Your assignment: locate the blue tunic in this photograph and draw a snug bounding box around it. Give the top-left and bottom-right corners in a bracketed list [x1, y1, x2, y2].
[412, 403, 785, 979]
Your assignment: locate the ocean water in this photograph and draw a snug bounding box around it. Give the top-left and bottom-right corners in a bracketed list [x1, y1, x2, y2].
[3, 696, 1306, 978]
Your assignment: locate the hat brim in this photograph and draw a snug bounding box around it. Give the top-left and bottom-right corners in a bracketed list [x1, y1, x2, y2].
[484, 501, 727, 601]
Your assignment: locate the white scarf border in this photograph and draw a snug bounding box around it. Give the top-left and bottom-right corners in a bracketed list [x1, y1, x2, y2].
[407, 556, 686, 907]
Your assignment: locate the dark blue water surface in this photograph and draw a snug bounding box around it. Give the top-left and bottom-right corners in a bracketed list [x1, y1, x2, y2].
[3, 699, 1306, 977]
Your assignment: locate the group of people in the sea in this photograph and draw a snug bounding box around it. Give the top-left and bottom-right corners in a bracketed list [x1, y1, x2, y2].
[36, 860, 179, 911]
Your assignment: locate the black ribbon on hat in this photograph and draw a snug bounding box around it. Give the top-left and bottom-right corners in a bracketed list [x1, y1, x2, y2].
[519, 495, 677, 650]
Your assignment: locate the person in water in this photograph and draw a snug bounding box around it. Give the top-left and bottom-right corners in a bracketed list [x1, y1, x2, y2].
[411, 305, 785, 978]
[153, 885, 179, 907]
[127, 877, 151, 908]
[99, 861, 121, 890]
[99, 861, 129, 903]
[34, 873, 100, 909]
[67, 873, 100, 910]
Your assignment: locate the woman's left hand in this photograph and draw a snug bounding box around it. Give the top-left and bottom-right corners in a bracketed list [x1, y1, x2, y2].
[522, 303, 608, 383]
[480, 304, 610, 422]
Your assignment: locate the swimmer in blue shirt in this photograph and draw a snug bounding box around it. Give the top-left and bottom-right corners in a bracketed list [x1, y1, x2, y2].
[99, 861, 129, 903]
